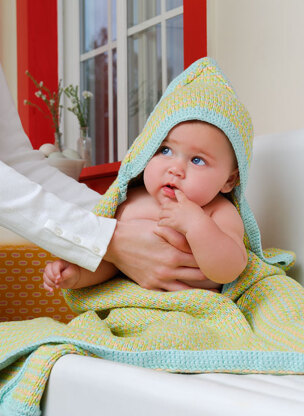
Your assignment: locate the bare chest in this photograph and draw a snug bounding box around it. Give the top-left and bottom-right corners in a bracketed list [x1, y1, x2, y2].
[115, 188, 160, 221]
[115, 186, 219, 222]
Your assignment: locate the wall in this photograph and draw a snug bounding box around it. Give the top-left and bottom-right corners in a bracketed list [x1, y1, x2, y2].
[0, 0, 17, 105]
[207, 0, 304, 135]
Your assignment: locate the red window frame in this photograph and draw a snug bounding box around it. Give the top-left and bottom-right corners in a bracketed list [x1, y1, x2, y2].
[16, 0, 58, 151]
[16, 0, 207, 193]
[183, 0, 207, 69]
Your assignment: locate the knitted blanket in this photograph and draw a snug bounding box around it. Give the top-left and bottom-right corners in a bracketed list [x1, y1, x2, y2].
[1, 249, 304, 415]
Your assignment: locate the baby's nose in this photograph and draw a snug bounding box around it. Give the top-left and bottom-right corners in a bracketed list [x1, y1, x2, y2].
[168, 164, 185, 178]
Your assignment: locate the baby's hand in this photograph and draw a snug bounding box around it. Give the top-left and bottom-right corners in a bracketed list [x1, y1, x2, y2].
[43, 259, 81, 292]
[158, 189, 203, 235]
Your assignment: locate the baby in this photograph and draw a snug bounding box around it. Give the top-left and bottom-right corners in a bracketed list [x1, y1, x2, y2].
[43, 120, 247, 293]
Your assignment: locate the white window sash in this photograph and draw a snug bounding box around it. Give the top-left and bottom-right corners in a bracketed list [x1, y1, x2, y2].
[58, 0, 80, 151]
[60, 0, 183, 163]
[116, 0, 128, 160]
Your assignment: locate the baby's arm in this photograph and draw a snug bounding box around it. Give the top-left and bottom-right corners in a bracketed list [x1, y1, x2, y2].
[158, 190, 247, 284]
[43, 259, 117, 292]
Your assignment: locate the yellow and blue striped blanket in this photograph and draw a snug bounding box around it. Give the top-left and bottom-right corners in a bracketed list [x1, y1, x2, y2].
[0, 249, 304, 416]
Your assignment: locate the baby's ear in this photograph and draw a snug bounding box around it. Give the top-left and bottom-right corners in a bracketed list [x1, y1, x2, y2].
[221, 169, 239, 193]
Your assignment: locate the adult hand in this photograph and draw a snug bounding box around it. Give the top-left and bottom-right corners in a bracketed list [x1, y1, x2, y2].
[103, 219, 207, 291]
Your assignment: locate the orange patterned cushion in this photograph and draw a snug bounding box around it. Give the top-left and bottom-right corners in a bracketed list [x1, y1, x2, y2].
[0, 246, 76, 323]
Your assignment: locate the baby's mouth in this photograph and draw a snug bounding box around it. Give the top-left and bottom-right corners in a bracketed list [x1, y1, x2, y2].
[162, 184, 177, 198]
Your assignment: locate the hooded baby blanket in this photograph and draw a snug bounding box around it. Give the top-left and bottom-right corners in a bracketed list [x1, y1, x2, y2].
[1, 58, 304, 416]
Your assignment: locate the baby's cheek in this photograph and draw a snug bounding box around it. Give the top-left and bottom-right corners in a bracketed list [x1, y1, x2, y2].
[183, 180, 214, 207]
[183, 186, 204, 206]
[143, 162, 158, 196]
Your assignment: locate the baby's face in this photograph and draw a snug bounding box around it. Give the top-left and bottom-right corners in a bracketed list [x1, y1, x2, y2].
[143, 121, 238, 206]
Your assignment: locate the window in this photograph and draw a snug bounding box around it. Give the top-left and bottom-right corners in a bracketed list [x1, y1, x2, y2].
[127, 0, 183, 147]
[62, 0, 183, 165]
[79, 0, 117, 165]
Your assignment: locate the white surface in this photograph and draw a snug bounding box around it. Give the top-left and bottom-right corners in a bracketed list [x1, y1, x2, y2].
[246, 128, 304, 284]
[43, 129, 304, 415]
[43, 355, 304, 416]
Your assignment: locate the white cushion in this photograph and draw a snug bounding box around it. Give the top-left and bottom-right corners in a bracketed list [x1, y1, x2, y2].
[246, 128, 304, 284]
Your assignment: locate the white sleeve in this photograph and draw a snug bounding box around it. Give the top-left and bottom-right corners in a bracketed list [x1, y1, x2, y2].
[0, 161, 116, 271]
[0, 64, 116, 271]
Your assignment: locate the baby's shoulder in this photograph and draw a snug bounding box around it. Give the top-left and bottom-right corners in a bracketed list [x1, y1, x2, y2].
[206, 194, 240, 219]
[116, 186, 159, 221]
[207, 194, 244, 235]
[206, 194, 246, 254]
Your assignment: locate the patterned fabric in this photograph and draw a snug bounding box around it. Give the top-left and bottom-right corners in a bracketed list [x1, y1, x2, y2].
[0, 58, 302, 415]
[0, 246, 76, 323]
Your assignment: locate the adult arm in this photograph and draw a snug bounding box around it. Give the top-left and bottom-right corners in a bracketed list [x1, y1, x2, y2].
[0, 64, 116, 271]
[0, 161, 116, 271]
[0, 162, 203, 287]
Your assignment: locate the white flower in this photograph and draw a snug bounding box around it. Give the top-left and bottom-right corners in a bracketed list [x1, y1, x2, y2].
[23, 99, 28, 105]
[42, 95, 47, 101]
[39, 81, 43, 87]
[35, 91, 42, 98]
[82, 91, 93, 99]
[49, 99, 55, 106]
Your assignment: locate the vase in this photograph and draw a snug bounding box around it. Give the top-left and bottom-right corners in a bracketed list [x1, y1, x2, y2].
[77, 127, 92, 167]
[47, 158, 85, 180]
[54, 132, 63, 152]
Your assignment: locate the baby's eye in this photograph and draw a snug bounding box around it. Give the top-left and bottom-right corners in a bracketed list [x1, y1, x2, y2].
[160, 146, 172, 156]
[192, 156, 205, 166]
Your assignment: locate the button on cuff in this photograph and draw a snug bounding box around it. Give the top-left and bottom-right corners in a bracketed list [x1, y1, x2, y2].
[44, 219, 107, 260]
[92, 246, 101, 254]
[54, 227, 63, 236]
